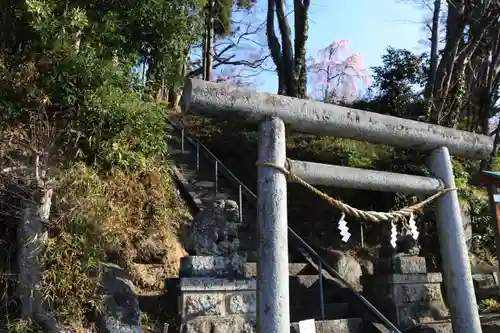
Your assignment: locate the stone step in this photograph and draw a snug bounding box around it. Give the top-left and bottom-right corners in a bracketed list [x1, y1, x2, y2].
[181, 317, 363, 333]
[290, 302, 350, 322]
[178, 275, 339, 295]
[290, 318, 363, 333]
[244, 262, 316, 277]
[179, 274, 341, 302]
[403, 321, 452, 333]
[289, 275, 343, 303]
[180, 256, 315, 279]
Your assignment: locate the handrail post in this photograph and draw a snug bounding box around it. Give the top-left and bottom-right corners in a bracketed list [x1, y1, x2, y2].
[257, 116, 290, 333]
[215, 160, 218, 193]
[181, 128, 185, 154]
[318, 261, 325, 320]
[196, 141, 200, 171]
[239, 184, 243, 223]
[360, 223, 364, 248]
[428, 147, 482, 333]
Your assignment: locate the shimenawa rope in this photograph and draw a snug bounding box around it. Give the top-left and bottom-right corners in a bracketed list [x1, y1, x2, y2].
[256, 159, 456, 223]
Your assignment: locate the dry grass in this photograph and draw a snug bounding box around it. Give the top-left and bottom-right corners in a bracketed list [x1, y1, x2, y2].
[0, 121, 190, 331]
[5, 318, 43, 333]
[39, 159, 191, 329]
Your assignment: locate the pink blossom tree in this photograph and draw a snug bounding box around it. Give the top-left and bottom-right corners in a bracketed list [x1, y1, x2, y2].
[308, 40, 372, 103]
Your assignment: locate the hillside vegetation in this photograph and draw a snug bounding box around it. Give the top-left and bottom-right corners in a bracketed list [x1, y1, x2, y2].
[1, 0, 500, 330]
[0, 0, 201, 331]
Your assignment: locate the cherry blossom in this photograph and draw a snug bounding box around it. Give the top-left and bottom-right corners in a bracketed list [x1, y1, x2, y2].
[308, 39, 372, 103]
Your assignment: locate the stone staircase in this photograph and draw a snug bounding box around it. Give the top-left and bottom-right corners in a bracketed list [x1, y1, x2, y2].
[165, 122, 392, 333]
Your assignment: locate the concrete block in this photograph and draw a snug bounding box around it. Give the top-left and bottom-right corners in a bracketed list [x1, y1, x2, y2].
[180, 277, 257, 292]
[404, 321, 453, 333]
[180, 256, 246, 278]
[376, 256, 427, 274]
[392, 283, 444, 304]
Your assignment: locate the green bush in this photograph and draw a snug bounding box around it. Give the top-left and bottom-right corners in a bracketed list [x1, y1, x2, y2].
[83, 83, 166, 170]
[1, 46, 166, 172]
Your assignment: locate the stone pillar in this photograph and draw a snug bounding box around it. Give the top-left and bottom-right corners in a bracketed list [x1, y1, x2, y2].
[362, 255, 449, 330]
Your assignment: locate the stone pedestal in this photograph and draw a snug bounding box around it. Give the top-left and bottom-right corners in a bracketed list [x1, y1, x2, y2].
[179, 255, 256, 323]
[180, 276, 257, 322]
[179, 200, 257, 326]
[362, 255, 449, 330]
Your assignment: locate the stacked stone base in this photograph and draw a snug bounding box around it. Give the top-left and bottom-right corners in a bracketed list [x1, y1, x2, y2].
[362, 255, 449, 330]
[179, 255, 257, 332]
[180, 276, 257, 322]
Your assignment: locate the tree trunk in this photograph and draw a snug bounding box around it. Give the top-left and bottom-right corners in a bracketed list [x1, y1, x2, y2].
[266, 0, 285, 94]
[202, 33, 207, 80]
[430, 1, 499, 127]
[424, 0, 441, 101]
[203, 0, 214, 81]
[170, 50, 189, 111]
[274, 0, 296, 96]
[293, 0, 310, 99]
[266, 0, 309, 97]
[430, 1, 463, 125]
[169, 89, 182, 111]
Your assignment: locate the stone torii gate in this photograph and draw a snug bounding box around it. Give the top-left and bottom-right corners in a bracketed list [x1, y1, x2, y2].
[180, 78, 494, 333]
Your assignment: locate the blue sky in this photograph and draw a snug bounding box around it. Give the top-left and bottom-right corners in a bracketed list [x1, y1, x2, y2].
[254, 0, 429, 94]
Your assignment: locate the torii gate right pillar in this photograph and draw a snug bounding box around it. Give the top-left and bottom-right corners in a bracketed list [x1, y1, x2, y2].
[428, 147, 482, 332]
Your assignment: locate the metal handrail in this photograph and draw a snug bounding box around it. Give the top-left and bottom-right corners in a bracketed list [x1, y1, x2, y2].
[167, 119, 401, 333]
